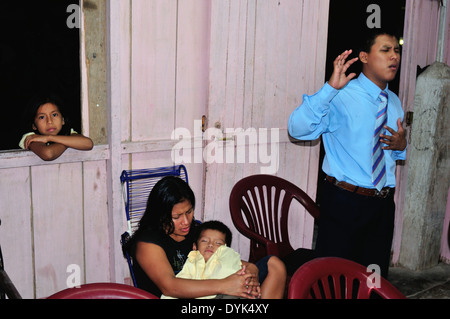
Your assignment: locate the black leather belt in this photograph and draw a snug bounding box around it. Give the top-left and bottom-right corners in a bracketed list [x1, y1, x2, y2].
[326, 175, 394, 199]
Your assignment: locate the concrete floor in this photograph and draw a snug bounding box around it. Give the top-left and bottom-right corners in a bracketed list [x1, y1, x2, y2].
[388, 262, 450, 299]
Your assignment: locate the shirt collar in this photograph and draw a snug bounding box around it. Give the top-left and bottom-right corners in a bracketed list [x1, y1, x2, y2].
[357, 72, 389, 101]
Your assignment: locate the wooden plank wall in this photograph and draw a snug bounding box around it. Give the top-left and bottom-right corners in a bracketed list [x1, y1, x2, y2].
[0, 0, 329, 298]
[0, 154, 110, 299]
[0, 0, 210, 298]
[4, 0, 448, 299]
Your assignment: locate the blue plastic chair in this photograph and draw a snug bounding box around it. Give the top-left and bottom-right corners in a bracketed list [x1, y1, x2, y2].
[120, 165, 189, 287]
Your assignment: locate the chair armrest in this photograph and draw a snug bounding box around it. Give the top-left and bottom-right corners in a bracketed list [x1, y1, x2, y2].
[292, 192, 320, 219]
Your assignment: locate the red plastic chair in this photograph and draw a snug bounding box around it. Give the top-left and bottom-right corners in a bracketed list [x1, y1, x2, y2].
[288, 257, 406, 299]
[46, 283, 159, 299]
[229, 174, 319, 267]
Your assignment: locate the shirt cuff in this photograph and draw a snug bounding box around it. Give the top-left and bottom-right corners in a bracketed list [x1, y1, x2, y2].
[303, 82, 340, 115]
[321, 82, 340, 103]
[392, 147, 407, 161]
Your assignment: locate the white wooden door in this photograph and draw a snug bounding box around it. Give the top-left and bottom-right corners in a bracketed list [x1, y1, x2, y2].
[203, 0, 330, 260]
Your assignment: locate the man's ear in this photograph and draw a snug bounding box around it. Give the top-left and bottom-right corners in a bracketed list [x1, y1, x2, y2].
[193, 243, 197, 250]
[359, 51, 368, 64]
[32, 123, 37, 131]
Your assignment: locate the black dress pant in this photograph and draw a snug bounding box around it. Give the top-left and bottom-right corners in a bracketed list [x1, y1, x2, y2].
[315, 179, 395, 279]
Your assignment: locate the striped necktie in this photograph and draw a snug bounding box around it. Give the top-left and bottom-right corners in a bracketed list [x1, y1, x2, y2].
[372, 91, 388, 191]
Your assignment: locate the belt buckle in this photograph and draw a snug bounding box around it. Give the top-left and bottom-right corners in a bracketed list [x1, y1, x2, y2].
[376, 188, 390, 198]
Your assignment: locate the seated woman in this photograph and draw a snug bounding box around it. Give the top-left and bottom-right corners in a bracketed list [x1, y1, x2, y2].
[123, 176, 286, 299]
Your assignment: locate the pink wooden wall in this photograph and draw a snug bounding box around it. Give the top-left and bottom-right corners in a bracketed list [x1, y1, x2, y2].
[203, 0, 329, 257]
[0, 0, 449, 298]
[0, 149, 110, 298]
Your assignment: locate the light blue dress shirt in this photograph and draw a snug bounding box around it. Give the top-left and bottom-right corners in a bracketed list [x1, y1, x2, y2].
[288, 73, 406, 189]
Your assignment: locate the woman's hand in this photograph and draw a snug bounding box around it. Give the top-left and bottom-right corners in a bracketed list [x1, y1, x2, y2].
[239, 263, 261, 298]
[221, 266, 260, 299]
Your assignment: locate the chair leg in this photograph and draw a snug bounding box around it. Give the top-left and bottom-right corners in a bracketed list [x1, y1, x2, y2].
[0, 269, 22, 299]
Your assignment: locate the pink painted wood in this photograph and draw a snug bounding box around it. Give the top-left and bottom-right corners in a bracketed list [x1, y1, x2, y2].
[204, 0, 328, 258]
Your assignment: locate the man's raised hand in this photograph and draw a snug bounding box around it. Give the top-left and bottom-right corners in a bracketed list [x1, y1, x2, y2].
[328, 50, 359, 90]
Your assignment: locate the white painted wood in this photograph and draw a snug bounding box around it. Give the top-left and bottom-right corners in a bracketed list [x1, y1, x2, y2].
[80, 0, 90, 138]
[175, 0, 211, 132]
[31, 163, 84, 298]
[0, 145, 109, 169]
[107, 0, 128, 284]
[131, 0, 177, 141]
[204, 0, 329, 259]
[0, 167, 34, 298]
[83, 161, 111, 283]
[119, 0, 132, 143]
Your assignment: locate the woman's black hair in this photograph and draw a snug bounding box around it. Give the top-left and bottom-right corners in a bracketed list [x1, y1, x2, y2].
[123, 176, 196, 258]
[194, 220, 232, 247]
[23, 93, 72, 136]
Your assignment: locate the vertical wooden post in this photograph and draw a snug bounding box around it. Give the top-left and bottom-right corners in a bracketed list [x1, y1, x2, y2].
[106, 0, 127, 283]
[399, 62, 450, 270]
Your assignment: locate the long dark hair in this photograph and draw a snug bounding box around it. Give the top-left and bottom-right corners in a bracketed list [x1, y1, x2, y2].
[23, 94, 72, 136]
[123, 176, 196, 257]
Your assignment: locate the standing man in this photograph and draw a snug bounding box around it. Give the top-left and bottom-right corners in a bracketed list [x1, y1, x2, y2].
[288, 30, 407, 278]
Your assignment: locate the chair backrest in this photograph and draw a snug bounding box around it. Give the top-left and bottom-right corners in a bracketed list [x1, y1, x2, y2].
[229, 174, 319, 262]
[46, 283, 159, 299]
[288, 257, 406, 299]
[121, 165, 188, 235]
[120, 165, 189, 287]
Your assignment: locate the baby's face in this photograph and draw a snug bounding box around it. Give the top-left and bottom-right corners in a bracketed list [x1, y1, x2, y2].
[195, 229, 226, 262]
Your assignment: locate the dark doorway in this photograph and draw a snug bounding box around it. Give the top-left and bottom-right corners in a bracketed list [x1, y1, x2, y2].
[316, 0, 406, 205]
[0, 0, 80, 151]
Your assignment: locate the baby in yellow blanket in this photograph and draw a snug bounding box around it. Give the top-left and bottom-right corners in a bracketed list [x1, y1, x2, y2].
[161, 220, 245, 299]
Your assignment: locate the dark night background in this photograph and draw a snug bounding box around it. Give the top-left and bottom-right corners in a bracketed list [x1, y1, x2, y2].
[326, 0, 406, 94]
[0, 0, 80, 150]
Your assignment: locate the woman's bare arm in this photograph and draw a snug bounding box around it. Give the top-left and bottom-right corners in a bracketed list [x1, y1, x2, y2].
[136, 242, 255, 299]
